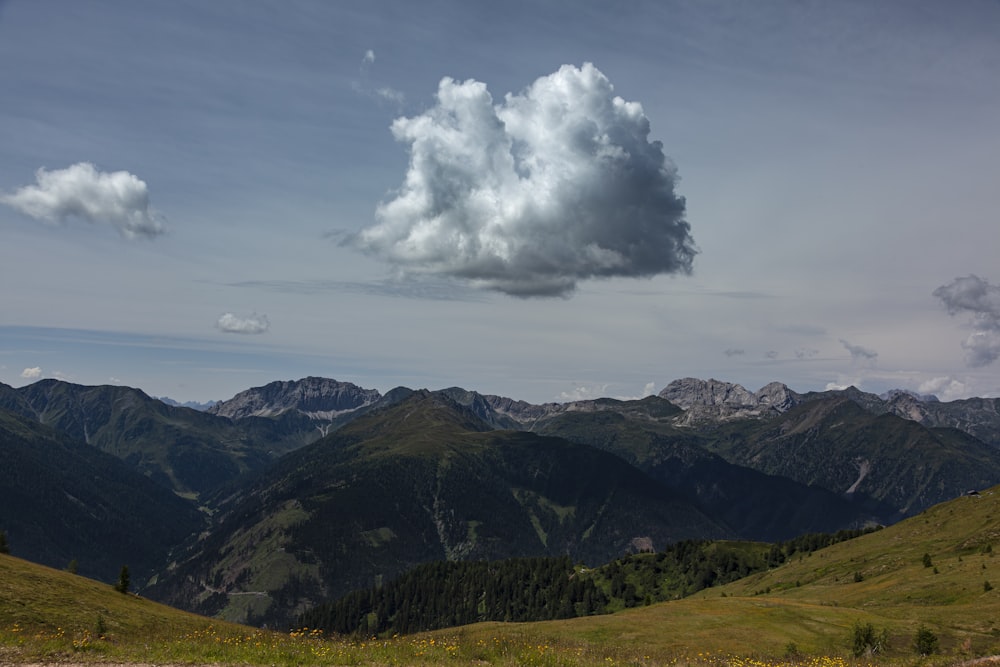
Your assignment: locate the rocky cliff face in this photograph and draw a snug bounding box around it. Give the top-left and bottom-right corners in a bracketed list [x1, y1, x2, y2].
[882, 394, 1000, 447]
[208, 377, 382, 420]
[658, 378, 803, 423]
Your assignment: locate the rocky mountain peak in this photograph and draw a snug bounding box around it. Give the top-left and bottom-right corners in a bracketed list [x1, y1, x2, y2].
[208, 377, 382, 419]
[658, 377, 756, 410]
[658, 378, 802, 424]
[754, 381, 803, 411]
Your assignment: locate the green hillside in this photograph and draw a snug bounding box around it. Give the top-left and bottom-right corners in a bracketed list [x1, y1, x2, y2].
[705, 397, 1000, 515]
[0, 379, 322, 498]
[0, 408, 202, 582]
[530, 396, 889, 539]
[2, 486, 998, 666]
[149, 391, 726, 628]
[505, 485, 1000, 659]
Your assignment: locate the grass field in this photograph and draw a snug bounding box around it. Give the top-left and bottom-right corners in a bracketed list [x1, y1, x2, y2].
[2, 486, 998, 665]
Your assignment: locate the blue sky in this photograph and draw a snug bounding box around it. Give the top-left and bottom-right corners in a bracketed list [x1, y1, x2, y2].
[2, 0, 999, 403]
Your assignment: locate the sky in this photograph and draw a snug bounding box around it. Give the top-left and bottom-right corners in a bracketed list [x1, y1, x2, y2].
[2, 0, 999, 405]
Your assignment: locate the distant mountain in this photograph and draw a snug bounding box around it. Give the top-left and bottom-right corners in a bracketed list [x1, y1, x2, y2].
[0, 407, 203, 583]
[475, 383, 1000, 525]
[156, 396, 219, 411]
[208, 376, 381, 420]
[0, 380, 325, 498]
[655, 377, 1000, 449]
[703, 396, 1000, 515]
[4, 372, 999, 632]
[879, 392, 1000, 447]
[657, 377, 804, 423]
[150, 392, 726, 628]
[518, 395, 891, 539]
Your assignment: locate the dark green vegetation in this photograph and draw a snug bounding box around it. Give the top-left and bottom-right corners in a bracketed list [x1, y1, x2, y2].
[0, 379, 329, 498]
[704, 397, 1000, 515]
[301, 556, 606, 635]
[2, 374, 1000, 633]
[2, 487, 999, 665]
[301, 530, 879, 637]
[151, 392, 725, 627]
[0, 407, 202, 582]
[526, 396, 895, 539]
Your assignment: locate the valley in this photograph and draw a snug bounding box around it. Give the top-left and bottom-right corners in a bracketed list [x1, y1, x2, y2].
[1, 374, 999, 662]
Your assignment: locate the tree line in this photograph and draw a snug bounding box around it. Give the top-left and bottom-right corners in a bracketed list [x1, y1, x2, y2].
[300, 527, 881, 636]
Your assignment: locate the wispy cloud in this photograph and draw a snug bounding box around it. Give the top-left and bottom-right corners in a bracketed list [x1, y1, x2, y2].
[723, 348, 745, 357]
[216, 313, 270, 335]
[0, 162, 165, 239]
[933, 274, 1000, 367]
[840, 338, 878, 363]
[349, 63, 696, 297]
[227, 278, 488, 302]
[353, 48, 405, 107]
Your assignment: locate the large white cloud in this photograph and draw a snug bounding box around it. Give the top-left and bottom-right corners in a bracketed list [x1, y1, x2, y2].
[0, 162, 165, 239]
[216, 312, 270, 335]
[351, 63, 696, 297]
[934, 274, 1000, 367]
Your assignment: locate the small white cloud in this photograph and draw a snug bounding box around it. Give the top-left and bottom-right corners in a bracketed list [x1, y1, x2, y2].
[0, 162, 166, 239]
[613, 381, 658, 401]
[557, 383, 610, 402]
[363, 49, 375, 65]
[20, 366, 42, 380]
[351, 63, 695, 297]
[825, 375, 862, 391]
[109, 377, 122, 384]
[216, 312, 270, 335]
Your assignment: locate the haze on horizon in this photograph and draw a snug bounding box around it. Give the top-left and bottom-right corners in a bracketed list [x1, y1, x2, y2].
[1, 1, 999, 404]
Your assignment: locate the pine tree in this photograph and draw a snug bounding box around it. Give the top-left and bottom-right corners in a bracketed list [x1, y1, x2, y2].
[114, 565, 130, 594]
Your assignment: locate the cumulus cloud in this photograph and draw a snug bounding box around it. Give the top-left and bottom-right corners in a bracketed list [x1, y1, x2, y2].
[917, 376, 968, 401]
[350, 63, 696, 297]
[614, 381, 658, 401]
[557, 383, 610, 402]
[363, 49, 375, 65]
[840, 339, 878, 363]
[933, 274, 1000, 367]
[216, 312, 270, 335]
[20, 366, 42, 380]
[0, 162, 165, 239]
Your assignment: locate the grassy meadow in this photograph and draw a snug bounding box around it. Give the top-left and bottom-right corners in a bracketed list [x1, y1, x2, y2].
[2, 486, 999, 665]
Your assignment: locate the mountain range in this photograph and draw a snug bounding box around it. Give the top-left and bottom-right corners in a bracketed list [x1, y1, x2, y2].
[2, 374, 999, 628]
